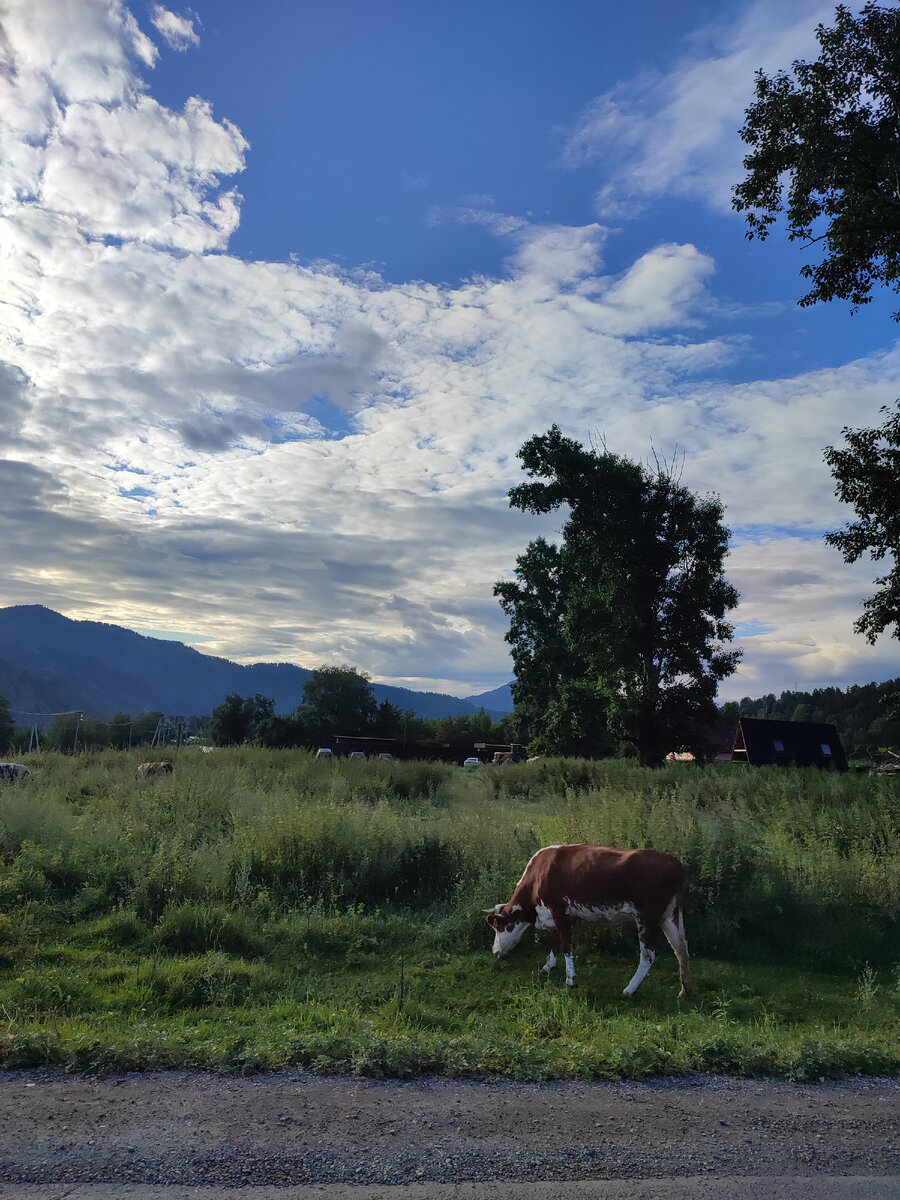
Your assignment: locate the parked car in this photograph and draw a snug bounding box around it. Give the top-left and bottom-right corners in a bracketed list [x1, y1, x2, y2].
[349, 751, 366, 760]
[315, 747, 333, 757]
[378, 753, 393, 761]
[462, 756, 481, 767]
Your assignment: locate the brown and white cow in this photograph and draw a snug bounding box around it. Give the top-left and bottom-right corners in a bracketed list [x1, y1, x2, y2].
[0, 763, 29, 782]
[484, 843, 691, 997]
[137, 761, 173, 777]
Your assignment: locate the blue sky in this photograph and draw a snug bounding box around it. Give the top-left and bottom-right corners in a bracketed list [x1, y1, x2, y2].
[1, 0, 899, 701]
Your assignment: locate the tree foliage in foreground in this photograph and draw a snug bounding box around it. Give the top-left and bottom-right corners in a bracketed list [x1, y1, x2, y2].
[733, 2, 900, 318]
[495, 427, 741, 766]
[825, 401, 900, 643]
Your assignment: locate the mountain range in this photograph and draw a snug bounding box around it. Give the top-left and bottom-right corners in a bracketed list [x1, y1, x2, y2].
[0, 606, 513, 724]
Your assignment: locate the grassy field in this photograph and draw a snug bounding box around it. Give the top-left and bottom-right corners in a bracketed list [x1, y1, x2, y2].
[0, 748, 898, 1080]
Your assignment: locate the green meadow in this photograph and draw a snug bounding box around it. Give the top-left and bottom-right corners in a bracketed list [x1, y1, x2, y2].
[0, 748, 898, 1080]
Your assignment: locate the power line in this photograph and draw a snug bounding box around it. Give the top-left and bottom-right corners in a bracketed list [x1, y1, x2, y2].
[9, 708, 83, 718]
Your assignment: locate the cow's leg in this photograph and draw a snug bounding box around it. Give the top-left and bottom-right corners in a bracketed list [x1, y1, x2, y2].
[541, 946, 558, 975]
[661, 898, 691, 998]
[623, 919, 658, 996]
[548, 911, 576, 986]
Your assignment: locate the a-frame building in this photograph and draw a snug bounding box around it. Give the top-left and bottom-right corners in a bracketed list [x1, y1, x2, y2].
[731, 717, 847, 771]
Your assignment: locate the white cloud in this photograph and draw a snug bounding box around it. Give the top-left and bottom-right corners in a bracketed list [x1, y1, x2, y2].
[0, 0, 898, 701]
[561, 0, 849, 217]
[149, 5, 200, 51]
[722, 536, 898, 698]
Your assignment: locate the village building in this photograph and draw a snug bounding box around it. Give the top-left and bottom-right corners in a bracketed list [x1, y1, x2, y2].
[730, 717, 847, 771]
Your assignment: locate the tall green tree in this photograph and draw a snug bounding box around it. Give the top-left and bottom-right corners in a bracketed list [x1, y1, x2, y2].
[825, 401, 900, 641]
[495, 426, 741, 766]
[733, 2, 900, 319]
[210, 693, 275, 746]
[299, 665, 377, 740]
[371, 699, 404, 739]
[495, 536, 613, 756]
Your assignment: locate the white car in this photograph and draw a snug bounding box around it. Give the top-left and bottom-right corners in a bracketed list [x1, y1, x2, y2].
[315, 747, 333, 757]
[349, 751, 366, 760]
[462, 756, 481, 767]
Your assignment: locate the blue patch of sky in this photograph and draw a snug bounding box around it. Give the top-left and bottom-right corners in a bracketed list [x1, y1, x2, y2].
[733, 620, 776, 638]
[133, 626, 217, 644]
[146, 2, 721, 281]
[732, 525, 833, 543]
[104, 461, 149, 474]
[290, 396, 356, 438]
[118, 485, 154, 501]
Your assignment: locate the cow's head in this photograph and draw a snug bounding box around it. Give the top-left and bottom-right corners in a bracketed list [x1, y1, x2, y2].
[483, 903, 531, 957]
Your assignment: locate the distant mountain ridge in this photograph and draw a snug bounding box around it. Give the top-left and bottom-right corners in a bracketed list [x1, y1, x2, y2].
[0, 606, 513, 722]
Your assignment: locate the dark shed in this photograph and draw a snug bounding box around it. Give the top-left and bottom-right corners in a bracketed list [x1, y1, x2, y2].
[732, 717, 847, 771]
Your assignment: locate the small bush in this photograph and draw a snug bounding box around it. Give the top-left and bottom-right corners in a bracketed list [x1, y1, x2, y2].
[152, 903, 266, 957]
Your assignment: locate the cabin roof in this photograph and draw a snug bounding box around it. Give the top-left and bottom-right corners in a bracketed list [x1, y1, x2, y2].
[733, 717, 847, 770]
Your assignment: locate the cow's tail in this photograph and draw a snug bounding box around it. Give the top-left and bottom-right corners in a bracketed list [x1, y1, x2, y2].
[672, 857, 689, 932]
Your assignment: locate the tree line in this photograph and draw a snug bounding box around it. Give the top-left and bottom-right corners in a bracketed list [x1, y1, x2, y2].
[207, 667, 512, 749]
[0, 706, 206, 755]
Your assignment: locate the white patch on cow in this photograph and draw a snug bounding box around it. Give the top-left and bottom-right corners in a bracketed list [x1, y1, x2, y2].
[534, 902, 556, 931]
[564, 898, 636, 925]
[491, 922, 530, 957]
[623, 943, 656, 996]
[565, 953, 576, 986]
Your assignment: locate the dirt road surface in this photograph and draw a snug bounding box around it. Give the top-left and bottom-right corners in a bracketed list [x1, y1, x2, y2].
[0, 1071, 898, 1200]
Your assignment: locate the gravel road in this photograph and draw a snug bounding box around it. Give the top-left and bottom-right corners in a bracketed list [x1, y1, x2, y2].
[0, 1070, 898, 1199]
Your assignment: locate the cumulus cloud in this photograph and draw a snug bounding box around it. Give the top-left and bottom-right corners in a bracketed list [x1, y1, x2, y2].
[0, 0, 898, 698]
[149, 5, 200, 51]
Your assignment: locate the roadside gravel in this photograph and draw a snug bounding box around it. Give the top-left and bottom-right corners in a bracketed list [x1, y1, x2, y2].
[0, 1070, 897, 1192]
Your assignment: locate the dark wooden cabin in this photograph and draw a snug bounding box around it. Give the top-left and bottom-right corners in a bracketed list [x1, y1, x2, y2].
[731, 717, 847, 771]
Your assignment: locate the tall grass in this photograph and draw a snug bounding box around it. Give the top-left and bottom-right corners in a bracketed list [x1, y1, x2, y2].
[1, 748, 897, 961]
[1, 748, 898, 1078]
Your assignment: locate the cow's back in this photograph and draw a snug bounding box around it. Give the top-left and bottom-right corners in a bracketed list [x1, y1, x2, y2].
[520, 844, 684, 911]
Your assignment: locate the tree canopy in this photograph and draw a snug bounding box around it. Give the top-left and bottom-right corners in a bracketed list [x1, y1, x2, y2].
[733, 2, 900, 318]
[825, 400, 900, 641]
[210, 693, 275, 746]
[299, 665, 378, 741]
[495, 427, 741, 766]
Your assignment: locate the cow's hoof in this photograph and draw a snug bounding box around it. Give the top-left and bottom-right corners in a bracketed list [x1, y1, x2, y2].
[566, 980, 576, 988]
